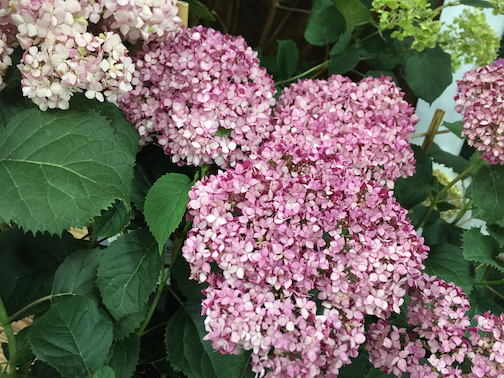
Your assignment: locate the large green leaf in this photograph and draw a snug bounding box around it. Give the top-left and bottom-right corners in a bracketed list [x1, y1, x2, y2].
[107, 334, 140, 378]
[0, 47, 36, 128]
[186, 0, 215, 20]
[404, 46, 452, 104]
[97, 228, 161, 320]
[422, 218, 463, 247]
[393, 144, 434, 209]
[29, 296, 113, 378]
[427, 142, 470, 174]
[304, 0, 345, 46]
[93, 366, 115, 378]
[112, 307, 148, 341]
[165, 301, 251, 378]
[0, 228, 78, 316]
[0, 108, 137, 235]
[52, 248, 101, 302]
[144, 173, 193, 255]
[472, 164, 504, 224]
[276, 39, 299, 81]
[443, 121, 464, 139]
[333, 0, 373, 30]
[329, 45, 360, 75]
[131, 144, 191, 212]
[423, 243, 473, 294]
[91, 200, 131, 239]
[171, 254, 207, 302]
[462, 228, 504, 273]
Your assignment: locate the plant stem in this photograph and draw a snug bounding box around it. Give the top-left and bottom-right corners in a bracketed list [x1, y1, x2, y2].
[474, 279, 504, 286]
[415, 158, 485, 230]
[275, 60, 329, 86]
[137, 220, 193, 337]
[137, 266, 173, 337]
[485, 285, 504, 301]
[450, 199, 473, 226]
[9, 293, 68, 323]
[0, 294, 17, 374]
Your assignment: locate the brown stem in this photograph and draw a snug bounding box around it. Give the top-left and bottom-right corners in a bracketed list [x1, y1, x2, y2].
[259, 0, 278, 51]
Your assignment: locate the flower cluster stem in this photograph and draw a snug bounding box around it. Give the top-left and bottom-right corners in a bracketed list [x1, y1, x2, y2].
[137, 220, 193, 337]
[0, 293, 17, 374]
[275, 60, 329, 86]
[415, 158, 484, 230]
[474, 279, 504, 286]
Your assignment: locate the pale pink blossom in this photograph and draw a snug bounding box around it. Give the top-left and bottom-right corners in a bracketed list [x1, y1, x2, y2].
[118, 25, 276, 167]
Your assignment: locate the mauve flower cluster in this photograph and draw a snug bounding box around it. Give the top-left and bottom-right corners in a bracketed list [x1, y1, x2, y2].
[271, 75, 417, 188]
[0, 0, 16, 90]
[468, 312, 504, 377]
[455, 63, 504, 165]
[84, 0, 181, 44]
[118, 25, 276, 168]
[366, 273, 504, 377]
[182, 147, 428, 377]
[6, 0, 180, 110]
[367, 274, 471, 377]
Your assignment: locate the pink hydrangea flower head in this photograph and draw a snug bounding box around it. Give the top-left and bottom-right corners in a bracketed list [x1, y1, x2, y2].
[91, 0, 182, 44]
[0, 0, 17, 43]
[367, 274, 472, 377]
[18, 31, 134, 110]
[183, 152, 428, 377]
[467, 311, 504, 377]
[117, 25, 276, 168]
[270, 74, 417, 188]
[10, 0, 89, 49]
[0, 29, 14, 90]
[455, 64, 504, 164]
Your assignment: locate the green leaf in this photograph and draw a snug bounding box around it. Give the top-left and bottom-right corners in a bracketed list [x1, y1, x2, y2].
[404, 45, 452, 104]
[52, 248, 101, 302]
[468, 286, 504, 321]
[93, 366, 115, 378]
[276, 39, 299, 80]
[443, 120, 464, 139]
[186, 0, 216, 20]
[304, 0, 345, 46]
[423, 243, 473, 294]
[462, 228, 504, 273]
[0, 228, 78, 315]
[329, 45, 360, 75]
[393, 145, 434, 209]
[427, 142, 470, 174]
[29, 296, 113, 378]
[460, 0, 494, 8]
[165, 301, 250, 378]
[333, 0, 373, 30]
[0, 108, 137, 235]
[97, 228, 161, 320]
[487, 223, 504, 249]
[329, 29, 353, 56]
[422, 218, 463, 247]
[112, 307, 148, 341]
[92, 200, 131, 239]
[107, 334, 140, 378]
[472, 164, 504, 224]
[0, 47, 37, 128]
[31, 360, 63, 377]
[171, 255, 207, 302]
[144, 173, 193, 255]
[360, 27, 394, 54]
[131, 145, 192, 212]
